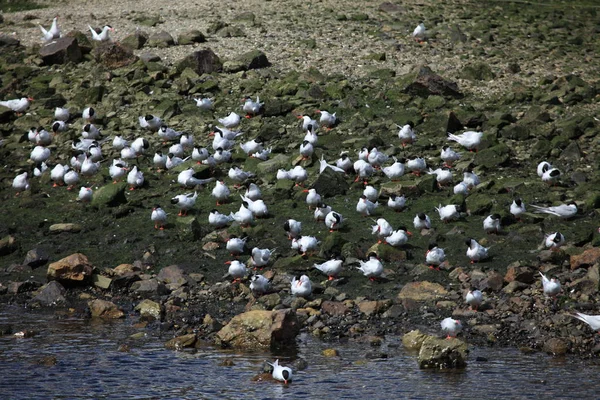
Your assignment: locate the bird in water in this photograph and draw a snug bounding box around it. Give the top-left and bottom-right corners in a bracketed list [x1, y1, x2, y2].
[267, 360, 293, 384]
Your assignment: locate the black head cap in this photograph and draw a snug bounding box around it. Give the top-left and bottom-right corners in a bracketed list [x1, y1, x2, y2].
[52, 122, 60, 132]
[428, 242, 438, 250]
[465, 238, 473, 247]
[84, 123, 91, 132]
[418, 212, 426, 220]
[491, 213, 501, 220]
[367, 252, 378, 259]
[145, 114, 154, 121]
[549, 169, 560, 177]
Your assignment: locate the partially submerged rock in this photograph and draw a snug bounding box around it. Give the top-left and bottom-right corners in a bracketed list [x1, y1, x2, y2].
[215, 309, 300, 348]
[418, 336, 468, 369]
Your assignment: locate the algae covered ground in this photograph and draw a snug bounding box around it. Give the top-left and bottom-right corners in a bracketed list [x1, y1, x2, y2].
[1, 0, 600, 353]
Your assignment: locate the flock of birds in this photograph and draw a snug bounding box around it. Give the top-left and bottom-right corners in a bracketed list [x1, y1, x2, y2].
[1, 17, 599, 382]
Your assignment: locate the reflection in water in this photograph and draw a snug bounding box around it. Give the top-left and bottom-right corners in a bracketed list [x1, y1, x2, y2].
[0, 306, 599, 399]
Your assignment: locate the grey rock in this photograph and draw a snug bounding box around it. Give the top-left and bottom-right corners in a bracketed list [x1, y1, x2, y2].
[236, 49, 270, 70]
[31, 281, 66, 307]
[157, 265, 189, 289]
[131, 279, 170, 296]
[403, 65, 463, 98]
[91, 182, 127, 207]
[311, 167, 350, 198]
[39, 37, 82, 65]
[148, 31, 175, 48]
[0, 34, 20, 47]
[140, 52, 161, 62]
[24, 248, 49, 269]
[176, 49, 222, 75]
[178, 30, 206, 45]
[121, 30, 148, 50]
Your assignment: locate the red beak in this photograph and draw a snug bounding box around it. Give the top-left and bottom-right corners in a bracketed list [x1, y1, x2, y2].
[225, 261, 231, 264]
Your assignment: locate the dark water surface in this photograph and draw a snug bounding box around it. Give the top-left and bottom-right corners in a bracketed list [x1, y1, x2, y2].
[0, 306, 598, 399]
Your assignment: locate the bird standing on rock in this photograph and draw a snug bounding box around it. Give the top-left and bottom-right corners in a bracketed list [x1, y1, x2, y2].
[314, 257, 344, 280]
[0, 97, 33, 114]
[170, 191, 197, 216]
[425, 243, 445, 269]
[126, 166, 144, 190]
[291, 275, 312, 298]
[465, 290, 483, 311]
[357, 253, 384, 280]
[447, 130, 483, 151]
[539, 271, 561, 298]
[441, 317, 462, 338]
[242, 96, 263, 118]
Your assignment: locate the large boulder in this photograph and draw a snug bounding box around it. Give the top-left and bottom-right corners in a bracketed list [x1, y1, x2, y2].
[147, 31, 175, 48]
[176, 49, 222, 75]
[215, 309, 300, 348]
[121, 30, 148, 50]
[47, 253, 93, 284]
[39, 37, 83, 65]
[418, 336, 468, 369]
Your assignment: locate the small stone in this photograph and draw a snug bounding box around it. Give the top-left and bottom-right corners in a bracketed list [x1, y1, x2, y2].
[322, 348, 339, 357]
[120, 30, 148, 50]
[570, 247, 600, 270]
[176, 49, 222, 75]
[92, 274, 112, 289]
[135, 299, 163, 320]
[88, 299, 125, 319]
[165, 334, 197, 350]
[398, 281, 448, 302]
[543, 338, 568, 356]
[49, 223, 82, 233]
[23, 248, 49, 269]
[0, 235, 18, 256]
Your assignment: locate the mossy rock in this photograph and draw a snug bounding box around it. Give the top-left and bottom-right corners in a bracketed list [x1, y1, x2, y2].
[465, 193, 493, 215]
[460, 62, 495, 81]
[91, 183, 127, 207]
[474, 144, 511, 169]
[319, 232, 348, 258]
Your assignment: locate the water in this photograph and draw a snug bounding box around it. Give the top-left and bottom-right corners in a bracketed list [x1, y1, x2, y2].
[0, 305, 598, 399]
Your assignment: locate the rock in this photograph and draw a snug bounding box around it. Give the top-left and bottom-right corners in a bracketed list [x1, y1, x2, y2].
[140, 52, 161, 62]
[165, 334, 197, 350]
[570, 247, 600, 270]
[449, 25, 468, 43]
[92, 274, 112, 289]
[367, 242, 407, 262]
[49, 223, 82, 233]
[236, 49, 270, 70]
[113, 263, 140, 275]
[474, 144, 510, 168]
[135, 14, 162, 27]
[320, 300, 350, 316]
[157, 265, 188, 288]
[504, 264, 535, 284]
[322, 348, 339, 357]
[88, 299, 125, 319]
[216, 26, 245, 38]
[0, 34, 20, 47]
[148, 31, 175, 48]
[120, 30, 148, 50]
[465, 193, 493, 215]
[402, 329, 428, 351]
[92, 42, 138, 69]
[178, 30, 206, 45]
[47, 253, 93, 284]
[176, 49, 222, 75]
[418, 336, 468, 369]
[460, 62, 495, 81]
[23, 248, 49, 269]
[543, 338, 568, 356]
[130, 279, 170, 296]
[91, 182, 127, 207]
[30, 281, 66, 307]
[215, 309, 300, 348]
[8, 281, 41, 294]
[358, 300, 391, 316]
[64, 30, 92, 54]
[378, 2, 403, 13]
[398, 281, 448, 302]
[502, 280, 528, 294]
[318, 232, 348, 258]
[0, 235, 18, 256]
[39, 37, 83, 65]
[403, 65, 463, 98]
[311, 167, 350, 198]
[135, 299, 163, 320]
[257, 154, 291, 175]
